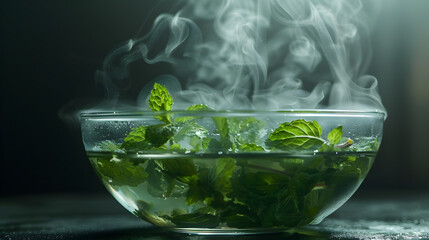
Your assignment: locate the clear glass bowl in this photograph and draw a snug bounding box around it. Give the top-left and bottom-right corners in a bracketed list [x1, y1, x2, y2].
[81, 110, 385, 235]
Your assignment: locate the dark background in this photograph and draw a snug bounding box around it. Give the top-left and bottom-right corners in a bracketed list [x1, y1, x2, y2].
[1, 0, 428, 197]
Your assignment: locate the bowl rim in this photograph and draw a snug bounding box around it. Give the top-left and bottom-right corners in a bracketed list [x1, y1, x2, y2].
[80, 109, 386, 119]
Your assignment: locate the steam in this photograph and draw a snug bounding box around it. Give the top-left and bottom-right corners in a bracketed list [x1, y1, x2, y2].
[97, 0, 385, 113]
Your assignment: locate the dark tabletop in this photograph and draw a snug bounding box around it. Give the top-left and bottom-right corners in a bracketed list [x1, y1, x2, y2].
[1, 191, 428, 240]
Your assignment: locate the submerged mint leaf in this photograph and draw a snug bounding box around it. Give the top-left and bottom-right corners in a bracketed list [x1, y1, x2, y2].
[185, 158, 235, 206]
[121, 126, 151, 151]
[210, 158, 235, 193]
[159, 158, 197, 178]
[145, 124, 176, 148]
[146, 160, 187, 198]
[149, 83, 173, 123]
[266, 119, 326, 150]
[327, 126, 343, 145]
[171, 212, 220, 228]
[99, 140, 122, 152]
[95, 157, 147, 187]
[225, 213, 260, 228]
[220, 204, 260, 228]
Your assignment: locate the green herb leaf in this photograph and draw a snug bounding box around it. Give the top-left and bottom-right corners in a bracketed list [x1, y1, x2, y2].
[121, 126, 150, 151]
[228, 117, 265, 147]
[175, 122, 208, 141]
[174, 104, 213, 123]
[95, 157, 147, 187]
[171, 212, 220, 228]
[146, 160, 187, 198]
[225, 214, 260, 228]
[185, 158, 235, 206]
[266, 119, 326, 150]
[212, 117, 233, 151]
[210, 158, 235, 193]
[149, 83, 173, 123]
[159, 158, 197, 178]
[327, 126, 343, 145]
[186, 104, 211, 111]
[213, 117, 229, 139]
[238, 143, 265, 152]
[145, 124, 176, 148]
[99, 140, 122, 152]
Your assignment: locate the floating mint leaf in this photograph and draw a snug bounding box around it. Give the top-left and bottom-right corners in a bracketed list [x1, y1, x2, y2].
[149, 83, 173, 123]
[238, 143, 264, 152]
[175, 104, 213, 123]
[186, 104, 211, 111]
[213, 117, 229, 138]
[327, 126, 343, 145]
[266, 119, 326, 150]
[228, 117, 265, 146]
[174, 121, 208, 142]
[212, 117, 233, 151]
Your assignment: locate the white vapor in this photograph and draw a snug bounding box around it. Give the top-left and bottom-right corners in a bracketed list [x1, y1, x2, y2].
[97, 0, 385, 113]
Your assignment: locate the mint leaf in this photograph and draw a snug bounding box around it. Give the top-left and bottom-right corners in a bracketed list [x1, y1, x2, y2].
[213, 117, 229, 139]
[99, 140, 122, 152]
[238, 143, 264, 152]
[171, 212, 220, 228]
[224, 213, 259, 228]
[220, 204, 260, 228]
[121, 126, 151, 151]
[266, 119, 326, 150]
[145, 124, 175, 148]
[210, 158, 235, 193]
[172, 121, 210, 152]
[228, 117, 265, 147]
[159, 158, 197, 178]
[279, 158, 304, 173]
[327, 126, 343, 145]
[173, 121, 209, 152]
[186, 158, 235, 206]
[175, 104, 213, 123]
[212, 117, 233, 151]
[149, 83, 173, 123]
[146, 160, 187, 198]
[95, 157, 147, 187]
[121, 124, 176, 151]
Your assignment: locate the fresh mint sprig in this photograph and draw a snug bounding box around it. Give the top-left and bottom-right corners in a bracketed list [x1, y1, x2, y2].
[149, 83, 174, 123]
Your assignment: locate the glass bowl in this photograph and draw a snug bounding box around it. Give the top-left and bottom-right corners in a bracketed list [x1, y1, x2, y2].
[81, 110, 385, 235]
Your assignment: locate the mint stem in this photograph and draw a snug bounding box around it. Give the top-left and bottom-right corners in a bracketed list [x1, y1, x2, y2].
[334, 138, 353, 148]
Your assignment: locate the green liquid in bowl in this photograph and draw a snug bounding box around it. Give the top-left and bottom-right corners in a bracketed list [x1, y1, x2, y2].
[87, 151, 375, 234]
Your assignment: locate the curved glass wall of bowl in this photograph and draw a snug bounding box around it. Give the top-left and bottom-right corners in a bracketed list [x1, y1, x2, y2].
[81, 110, 385, 235]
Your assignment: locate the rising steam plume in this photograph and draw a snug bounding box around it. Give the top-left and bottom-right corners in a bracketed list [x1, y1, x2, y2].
[96, 0, 385, 113]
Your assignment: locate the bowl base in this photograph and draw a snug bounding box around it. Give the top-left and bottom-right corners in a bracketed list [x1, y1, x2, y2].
[170, 227, 294, 235]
